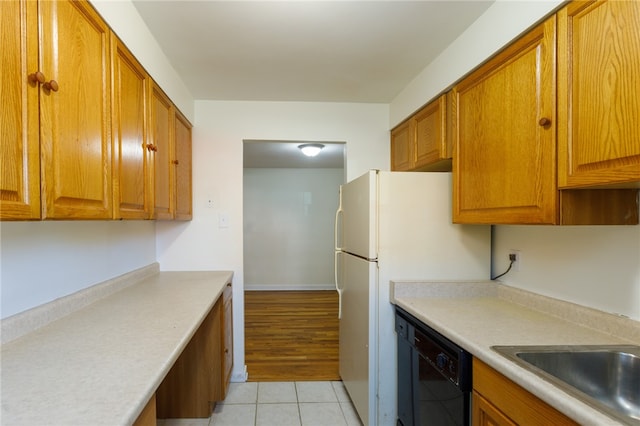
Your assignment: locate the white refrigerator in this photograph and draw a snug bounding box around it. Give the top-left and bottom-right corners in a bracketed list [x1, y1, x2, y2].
[334, 170, 490, 426]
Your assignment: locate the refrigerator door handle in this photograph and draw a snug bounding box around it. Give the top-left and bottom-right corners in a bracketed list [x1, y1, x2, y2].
[334, 251, 343, 319]
[334, 187, 343, 251]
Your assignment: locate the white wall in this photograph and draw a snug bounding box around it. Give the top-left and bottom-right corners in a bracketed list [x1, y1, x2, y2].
[493, 225, 640, 321]
[90, 0, 194, 121]
[390, 0, 563, 127]
[0, 221, 156, 318]
[155, 100, 389, 380]
[243, 168, 343, 290]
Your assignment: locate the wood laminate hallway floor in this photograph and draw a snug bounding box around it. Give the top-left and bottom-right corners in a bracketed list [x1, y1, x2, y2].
[244, 291, 340, 381]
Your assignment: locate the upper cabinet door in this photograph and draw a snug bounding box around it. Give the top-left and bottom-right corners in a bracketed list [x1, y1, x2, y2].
[39, 0, 113, 219]
[174, 110, 193, 221]
[0, 0, 40, 220]
[390, 120, 414, 171]
[150, 82, 174, 220]
[414, 94, 451, 170]
[452, 17, 557, 224]
[112, 35, 151, 220]
[557, 0, 640, 188]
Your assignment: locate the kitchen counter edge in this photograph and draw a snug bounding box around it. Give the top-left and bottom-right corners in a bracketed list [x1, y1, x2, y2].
[0, 266, 234, 426]
[391, 280, 640, 426]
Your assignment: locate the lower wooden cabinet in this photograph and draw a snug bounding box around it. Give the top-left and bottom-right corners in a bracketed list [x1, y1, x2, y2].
[156, 284, 233, 418]
[472, 358, 577, 426]
[133, 394, 157, 426]
[221, 282, 234, 399]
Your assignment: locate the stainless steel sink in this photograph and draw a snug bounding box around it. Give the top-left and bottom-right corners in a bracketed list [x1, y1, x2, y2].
[492, 345, 640, 425]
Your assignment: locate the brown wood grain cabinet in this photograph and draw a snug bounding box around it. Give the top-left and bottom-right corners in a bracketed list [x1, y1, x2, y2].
[221, 282, 234, 399]
[174, 110, 193, 221]
[149, 83, 193, 221]
[39, 0, 113, 219]
[557, 0, 640, 189]
[111, 35, 152, 219]
[452, 11, 638, 225]
[391, 94, 452, 172]
[156, 284, 233, 418]
[150, 83, 174, 220]
[1, 0, 192, 222]
[452, 17, 558, 225]
[0, 0, 40, 220]
[133, 394, 157, 426]
[156, 299, 221, 418]
[413, 94, 452, 171]
[210, 282, 234, 401]
[390, 120, 414, 171]
[472, 359, 578, 426]
[1, 0, 113, 220]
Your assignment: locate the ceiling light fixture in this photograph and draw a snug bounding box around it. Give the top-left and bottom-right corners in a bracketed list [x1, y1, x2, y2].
[298, 143, 325, 157]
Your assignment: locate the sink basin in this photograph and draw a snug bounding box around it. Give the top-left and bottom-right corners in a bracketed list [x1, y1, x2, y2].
[492, 345, 640, 425]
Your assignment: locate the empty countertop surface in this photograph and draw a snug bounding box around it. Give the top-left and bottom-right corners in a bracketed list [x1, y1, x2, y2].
[1, 271, 233, 426]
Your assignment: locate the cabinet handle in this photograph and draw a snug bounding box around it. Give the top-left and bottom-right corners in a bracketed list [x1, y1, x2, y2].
[146, 144, 154, 152]
[227, 283, 232, 287]
[28, 71, 45, 84]
[172, 160, 179, 165]
[538, 117, 551, 127]
[43, 79, 59, 92]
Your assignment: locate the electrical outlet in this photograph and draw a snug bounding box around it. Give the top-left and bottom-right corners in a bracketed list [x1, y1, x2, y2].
[509, 250, 521, 272]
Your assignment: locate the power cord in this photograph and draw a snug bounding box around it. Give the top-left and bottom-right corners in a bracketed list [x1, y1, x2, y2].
[491, 253, 517, 280]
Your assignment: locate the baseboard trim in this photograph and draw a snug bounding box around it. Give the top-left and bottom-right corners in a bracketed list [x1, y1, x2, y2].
[244, 284, 336, 291]
[231, 365, 249, 382]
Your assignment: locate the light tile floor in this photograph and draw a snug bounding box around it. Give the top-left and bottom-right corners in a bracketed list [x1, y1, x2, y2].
[158, 381, 363, 426]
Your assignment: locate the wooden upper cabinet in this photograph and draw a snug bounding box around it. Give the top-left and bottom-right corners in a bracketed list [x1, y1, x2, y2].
[452, 17, 557, 224]
[391, 94, 452, 172]
[39, 0, 113, 219]
[557, 0, 640, 188]
[390, 120, 414, 171]
[0, 0, 40, 220]
[174, 110, 193, 221]
[111, 35, 151, 219]
[414, 94, 452, 171]
[2, 0, 192, 222]
[150, 82, 174, 220]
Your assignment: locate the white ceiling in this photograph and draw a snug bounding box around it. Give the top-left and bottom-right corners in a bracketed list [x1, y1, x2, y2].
[131, 0, 495, 167]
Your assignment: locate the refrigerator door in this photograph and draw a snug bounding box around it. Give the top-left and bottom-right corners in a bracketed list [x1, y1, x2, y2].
[340, 170, 377, 260]
[337, 251, 377, 426]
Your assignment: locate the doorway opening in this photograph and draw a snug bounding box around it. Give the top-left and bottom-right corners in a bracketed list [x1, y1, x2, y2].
[243, 140, 345, 381]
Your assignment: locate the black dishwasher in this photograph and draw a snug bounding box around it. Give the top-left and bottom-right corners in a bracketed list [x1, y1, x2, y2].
[395, 307, 472, 426]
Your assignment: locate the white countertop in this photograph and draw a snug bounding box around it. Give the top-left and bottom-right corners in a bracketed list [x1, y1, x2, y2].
[391, 281, 640, 426]
[1, 270, 233, 426]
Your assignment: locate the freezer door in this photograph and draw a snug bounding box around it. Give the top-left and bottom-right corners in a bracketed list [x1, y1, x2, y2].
[338, 252, 377, 426]
[340, 170, 377, 260]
